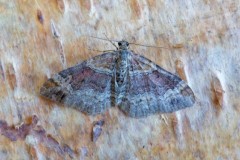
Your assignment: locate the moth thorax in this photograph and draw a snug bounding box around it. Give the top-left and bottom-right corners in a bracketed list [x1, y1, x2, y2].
[116, 51, 128, 86]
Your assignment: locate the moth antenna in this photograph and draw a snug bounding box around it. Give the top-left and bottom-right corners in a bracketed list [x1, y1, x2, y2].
[88, 35, 119, 50]
[87, 35, 170, 49]
[88, 35, 118, 42]
[129, 42, 170, 50]
[88, 48, 116, 53]
[103, 33, 118, 50]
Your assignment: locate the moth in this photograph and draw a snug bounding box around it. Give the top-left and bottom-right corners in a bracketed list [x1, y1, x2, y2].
[40, 40, 195, 117]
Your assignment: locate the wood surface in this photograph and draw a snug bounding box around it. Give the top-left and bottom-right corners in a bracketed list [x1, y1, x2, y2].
[0, 0, 239, 159]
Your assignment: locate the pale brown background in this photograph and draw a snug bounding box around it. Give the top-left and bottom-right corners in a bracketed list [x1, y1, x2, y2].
[0, 0, 239, 159]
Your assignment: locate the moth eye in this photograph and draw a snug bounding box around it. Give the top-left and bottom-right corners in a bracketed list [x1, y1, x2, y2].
[118, 42, 122, 46]
[126, 42, 129, 46]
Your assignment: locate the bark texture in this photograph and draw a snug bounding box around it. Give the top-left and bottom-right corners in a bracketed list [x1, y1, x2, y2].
[0, 0, 239, 159]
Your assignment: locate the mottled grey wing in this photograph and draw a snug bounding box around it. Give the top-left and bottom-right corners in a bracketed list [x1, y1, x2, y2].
[119, 52, 195, 118]
[40, 52, 118, 115]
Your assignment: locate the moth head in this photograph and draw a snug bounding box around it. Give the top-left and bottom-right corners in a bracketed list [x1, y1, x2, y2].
[118, 40, 129, 50]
